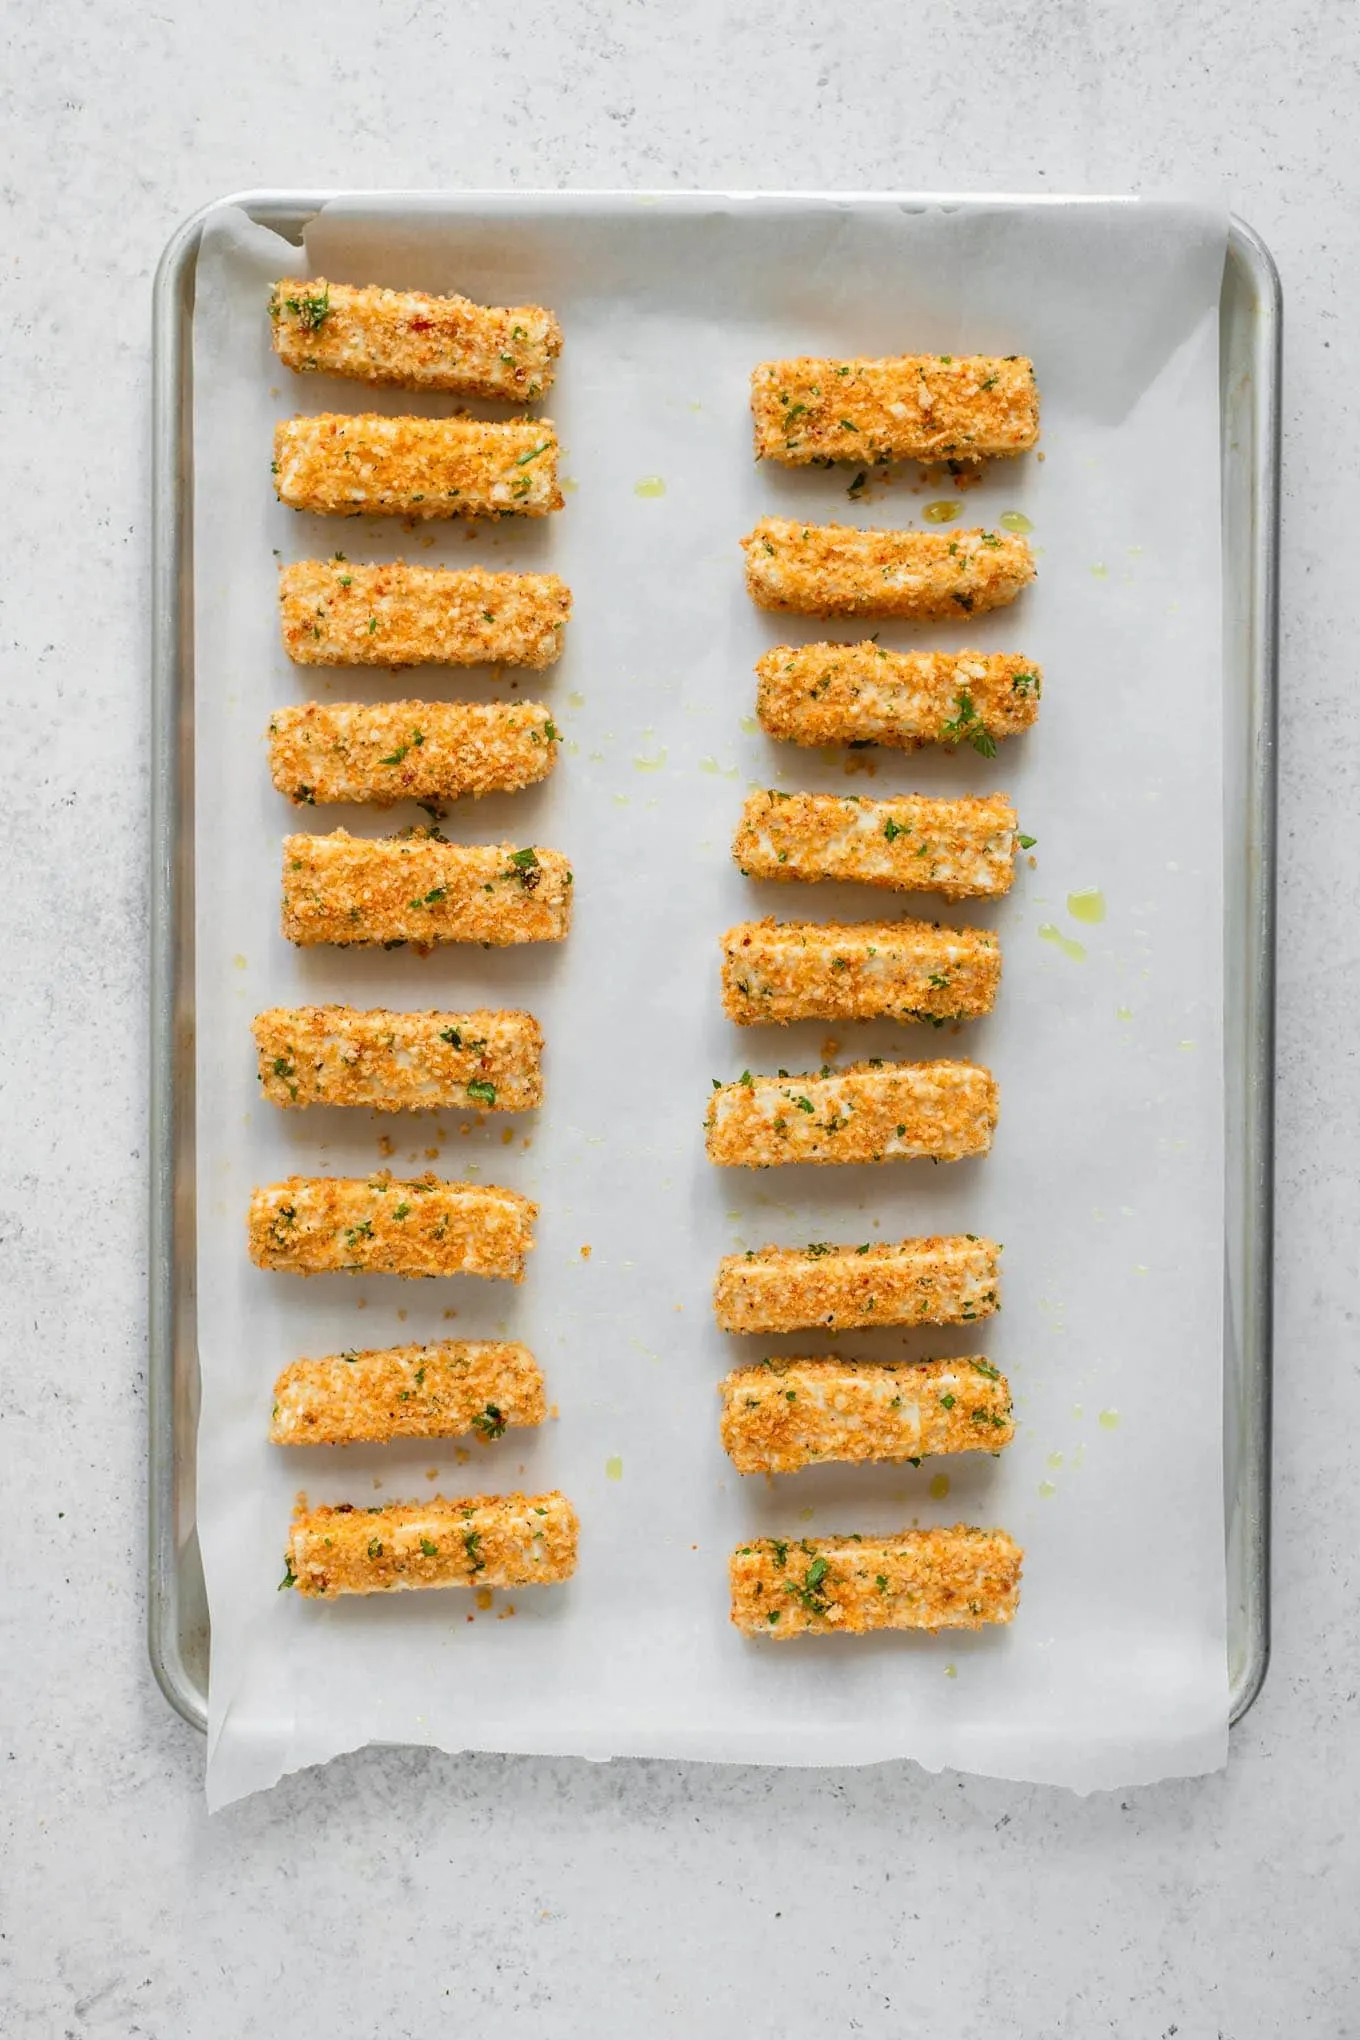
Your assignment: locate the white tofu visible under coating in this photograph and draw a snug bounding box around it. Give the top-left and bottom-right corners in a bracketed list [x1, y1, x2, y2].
[733, 790, 1018, 901]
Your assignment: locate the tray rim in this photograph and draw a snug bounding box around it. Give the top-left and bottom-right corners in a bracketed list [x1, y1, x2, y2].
[148, 190, 1279, 1741]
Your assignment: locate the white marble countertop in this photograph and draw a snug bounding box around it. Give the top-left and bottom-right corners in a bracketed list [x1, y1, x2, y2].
[3, 2, 1353, 2031]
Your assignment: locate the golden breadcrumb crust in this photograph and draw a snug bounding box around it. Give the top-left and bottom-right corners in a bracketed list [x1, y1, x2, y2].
[705, 1060, 997, 1168]
[271, 1339, 545, 1445]
[273, 413, 562, 520]
[248, 1172, 536, 1280]
[268, 700, 558, 806]
[252, 1005, 543, 1112]
[279, 559, 571, 669]
[742, 520, 1034, 619]
[751, 354, 1038, 466]
[287, 1490, 578, 1597]
[730, 1524, 1023, 1636]
[720, 916, 1001, 1026]
[733, 790, 1018, 901]
[718, 1355, 1014, 1474]
[281, 830, 573, 947]
[713, 1235, 1000, 1334]
[269, 278, 561, 400]
[756, 644, 1041, 750]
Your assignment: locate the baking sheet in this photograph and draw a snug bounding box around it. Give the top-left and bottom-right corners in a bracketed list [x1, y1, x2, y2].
[192, 194, 1228, 1808]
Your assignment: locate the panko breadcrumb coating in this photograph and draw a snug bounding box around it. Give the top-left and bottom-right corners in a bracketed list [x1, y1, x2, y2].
[271, 1339, 545, 1446]
[280, 831, 573, 948]
[719, 1355, 1014, 1474]
[705, 1060, 997, 1168]
[267, 700, 559, 806]
[286, 1490, 578, 1598]
[714, 1235, 1000, 1334]
[729, 1525, 1023, 1637]
[252, 1006, 542, 1113]
[279, 560, 571, 669]
[733, 790, 1019, 901]
[269, 278, 561, 400]
[756, 644, 1041, 751]
[720, 917, 1001, 1026]
[273, 414, 562, 519]
[751, 354, 1039, 466]
[742, 520, 1034, 619]
[248, 1173, 536, 1281]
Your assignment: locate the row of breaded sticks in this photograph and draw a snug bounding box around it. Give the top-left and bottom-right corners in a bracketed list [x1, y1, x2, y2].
[712, 346, 1040, 1638]
[266, 278, 578, 1608]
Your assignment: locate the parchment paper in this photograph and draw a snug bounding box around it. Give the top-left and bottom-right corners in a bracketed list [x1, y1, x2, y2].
[193, 194, 1227, 1808]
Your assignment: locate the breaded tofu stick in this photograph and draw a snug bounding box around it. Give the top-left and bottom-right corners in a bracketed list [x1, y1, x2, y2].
[714, 1235, 1000, 1334]
[706, 1060, 997, 1168]
[720, 917, 1001, 1026]
[279, 560, 571, 669]
[252, 1006, 542, 1113]
[751, 354, 1039, 466]
[268, 701, 558, 806]
[281, 831, 572, 947]
[719, 1356, 1014, 1474]
[756, 644, 1041, 751]
[285, 1490, 578, 1598]
[271, 1339, 546, 1446]
[742, 520, 1034, 619]
[734, 790, 1018, 901]
[273, 414, 562, 519]
[729, 1525, 1023, 1637]
[269, 278, 561, 400]
[248, 1173, 536, 1280]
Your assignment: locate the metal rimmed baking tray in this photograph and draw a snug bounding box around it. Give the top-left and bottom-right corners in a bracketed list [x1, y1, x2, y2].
[149, 193, 1278, 1739]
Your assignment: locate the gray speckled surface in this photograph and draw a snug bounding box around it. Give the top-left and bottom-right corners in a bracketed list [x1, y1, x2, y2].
[1, 1, 1354, 2031]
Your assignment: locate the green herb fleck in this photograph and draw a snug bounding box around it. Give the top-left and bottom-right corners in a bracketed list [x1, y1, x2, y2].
[284, 285, 330, 331]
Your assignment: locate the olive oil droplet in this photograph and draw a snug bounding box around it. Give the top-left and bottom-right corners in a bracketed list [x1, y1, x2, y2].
[923, 499, 960, 523]
[928, 1472, 951, 1501]
[634, 475, 666, 498]
[1098, 1409, 1121, 1431]
[1038, 923, 1087, 962]
[1067, 887, 1106, 924]
[999, 510, 1033, 534]
[605, 1454, 624, 1480]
